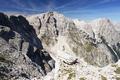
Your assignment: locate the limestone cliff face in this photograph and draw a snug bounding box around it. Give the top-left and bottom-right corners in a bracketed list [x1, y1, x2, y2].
[27, 12, 120, 67]
[73, 18, 120, 66]
[0, 12, 55, 80]
[0, 12, 120, 80]
[27, 12, 69, 48]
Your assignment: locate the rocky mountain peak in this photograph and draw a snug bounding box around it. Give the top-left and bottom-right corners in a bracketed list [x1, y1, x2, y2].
[0, 12, 120, 80]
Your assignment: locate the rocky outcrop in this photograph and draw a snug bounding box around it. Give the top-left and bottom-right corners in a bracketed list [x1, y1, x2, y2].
[27, 12, 120, 67]
[0, 12, 120, 80]
[0, 12, 55, 80]
[73, 18, 120, 67]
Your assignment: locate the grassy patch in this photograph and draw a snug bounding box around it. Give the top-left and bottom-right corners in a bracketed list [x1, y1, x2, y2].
[115, 67, 120, 74]
[111, 64, 117, 67]
[63, 68, 73, 74]
[41, 35, 51, 45]
[79, 77, 86, 80]
[72, 47, 78, 55]
[83, 42, 94, 52]
[68, 72, 75, 80]
[116, 77, 120, 80]
[101, 75, 107, 80]
[63, 68, 75, 80]
[41, 33, 57, 46]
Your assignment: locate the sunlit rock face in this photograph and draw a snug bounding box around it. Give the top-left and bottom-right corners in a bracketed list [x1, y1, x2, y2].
[73, 18, 120, 67]
[0, 12, 120, 80]
[27, 12, 120, 67]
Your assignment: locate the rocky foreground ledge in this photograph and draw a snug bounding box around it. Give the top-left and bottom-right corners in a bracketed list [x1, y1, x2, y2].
[0, 12, 120, 80]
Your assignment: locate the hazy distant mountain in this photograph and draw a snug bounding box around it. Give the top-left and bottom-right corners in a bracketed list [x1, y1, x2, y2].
[0, 12, 120, 80]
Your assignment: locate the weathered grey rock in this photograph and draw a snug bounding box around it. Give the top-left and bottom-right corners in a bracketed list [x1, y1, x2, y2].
[27, 12, 120, 67]
[0, 12, 55, 80]
[0, 11, 120, 80]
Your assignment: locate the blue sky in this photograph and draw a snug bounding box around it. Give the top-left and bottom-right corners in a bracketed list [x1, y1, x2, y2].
[0, 0, 120, 21]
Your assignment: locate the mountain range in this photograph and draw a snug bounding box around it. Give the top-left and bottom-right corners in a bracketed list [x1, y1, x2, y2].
[0, 12, 120, 80]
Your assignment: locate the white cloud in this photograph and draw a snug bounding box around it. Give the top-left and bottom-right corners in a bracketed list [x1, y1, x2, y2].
[11, 0, 26, 8]
[98, 0, 117, 4]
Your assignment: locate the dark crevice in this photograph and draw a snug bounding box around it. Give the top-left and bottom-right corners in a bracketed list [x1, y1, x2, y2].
[0, 12, 55, 77]
[38, 18, 42, 30]
[18, 38, 24, 51]
[0, 29, 15, 42]
[9, 15, 43, 49]
[19, 73, 30, 79]
[112, 43, 120, 59]
[0, 13, 12, 28]
[43, 14, 45, 19]
[47, 17, 50, 23]
[101, 36, 119, 62]
[26, 43, 55, 75]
